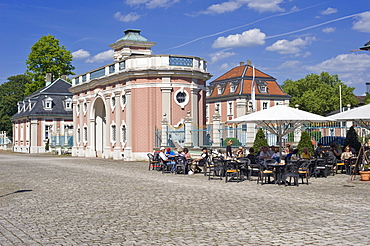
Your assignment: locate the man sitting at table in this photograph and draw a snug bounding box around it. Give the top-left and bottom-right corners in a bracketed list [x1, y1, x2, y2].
[192, 147, 209, 173]
[258, 146, 271, 162]
[159, 147, 176, 173]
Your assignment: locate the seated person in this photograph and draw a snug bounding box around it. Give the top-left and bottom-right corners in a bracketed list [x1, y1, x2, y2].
[183, 148, 191, 159]
[236, 146, 244, 157]
[192, 147, 209, 173]
[315, 143, 325, 158]
[301, 147, 311, 159]
[258, 146, 271, 162]
[341, 146, 353, 163]
[271, 148, 281, 162]
[159, 147, 176, 172]
[246, 147, 258, 164]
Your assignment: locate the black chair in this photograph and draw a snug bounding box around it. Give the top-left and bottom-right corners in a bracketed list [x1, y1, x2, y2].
[224, 160, 241, 183]
[174, 155, 187, 175]
[147, 153, 161, 171]
[284, 162, 299, 186]
[346, 157, 357, 175]
[298, 159, 311, 185]
[237, 158, 251, 181]
[314, 158, 329, 178]
[257, 162, 275, 185]
[207, 157, 224, 180]
[325, 155, 337, 176]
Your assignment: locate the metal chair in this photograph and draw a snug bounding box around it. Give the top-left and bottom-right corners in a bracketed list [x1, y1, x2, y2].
[257, 162, 275, 185]
[298, 159, 311, 185]
[147, 153, 161, 171]
[224, 160, 241, 183]
[174, 155, 187, 175]
[284, 162, 299, 186]
[207, 157, 224, 180]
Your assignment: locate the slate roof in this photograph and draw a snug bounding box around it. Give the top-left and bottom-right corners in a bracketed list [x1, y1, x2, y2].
[207, 64, 290, 100]
[12, 78, 73, 120]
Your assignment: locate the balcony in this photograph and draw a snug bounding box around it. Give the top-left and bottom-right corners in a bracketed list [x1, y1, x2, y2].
[72, 55, 208, 86]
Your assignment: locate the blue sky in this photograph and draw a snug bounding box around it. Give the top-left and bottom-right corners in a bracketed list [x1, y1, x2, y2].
[1, 0, 370, 95]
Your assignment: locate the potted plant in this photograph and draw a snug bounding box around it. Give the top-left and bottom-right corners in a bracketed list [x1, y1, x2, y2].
[359, 164, 370, 181]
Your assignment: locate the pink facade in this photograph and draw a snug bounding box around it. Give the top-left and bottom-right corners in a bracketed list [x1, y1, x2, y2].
[70, 30, 211, 160]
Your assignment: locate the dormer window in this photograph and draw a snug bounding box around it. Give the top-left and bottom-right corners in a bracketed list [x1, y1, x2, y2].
[43, 96, 53, 110]
[63, 98, 73, 111]
[230, 82, 238, 93]
[217, 85, 222, 95]
[257, 80, 268, 93]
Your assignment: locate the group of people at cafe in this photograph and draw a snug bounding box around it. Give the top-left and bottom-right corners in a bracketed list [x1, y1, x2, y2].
[155, 140, 357, 175]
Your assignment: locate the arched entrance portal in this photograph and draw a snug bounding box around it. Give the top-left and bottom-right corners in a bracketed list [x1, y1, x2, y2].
[94, 98, 106, 157]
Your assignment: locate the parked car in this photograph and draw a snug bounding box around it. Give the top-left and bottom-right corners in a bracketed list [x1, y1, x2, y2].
[318, 136, 346, 147]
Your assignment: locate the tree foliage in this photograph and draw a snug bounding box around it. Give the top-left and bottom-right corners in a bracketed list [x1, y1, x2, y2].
[365, 92, 370, 105]
[25, 34, 75, 95]
[343, 126, 361, 152]
[252, 128, 269, 151]
[281, 72, 358, 115]
[297, 131, 314, 155]
[0, 75, 32, 136]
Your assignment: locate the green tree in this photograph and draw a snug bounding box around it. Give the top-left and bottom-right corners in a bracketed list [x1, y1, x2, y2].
[297, 131, 314, 155]
[0, 75, 32, 136]
[343, 126, 361, 152]
[25, 34, 75, 95]
[364, 92, 370, 105]
[281, 72, 358, 115]
[252, 128, 269, 151]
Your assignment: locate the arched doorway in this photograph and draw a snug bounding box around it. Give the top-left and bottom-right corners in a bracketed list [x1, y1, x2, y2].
[94, 98, 106, 157]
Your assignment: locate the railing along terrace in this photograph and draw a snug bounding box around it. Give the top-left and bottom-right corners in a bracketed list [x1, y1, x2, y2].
[72, 55, 206, 86]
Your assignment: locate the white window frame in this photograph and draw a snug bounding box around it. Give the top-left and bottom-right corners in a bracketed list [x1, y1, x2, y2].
[173, 87, 189, 109]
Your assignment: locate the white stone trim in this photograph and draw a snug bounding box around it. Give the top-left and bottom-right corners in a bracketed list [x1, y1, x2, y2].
[173, 87, 189, 109]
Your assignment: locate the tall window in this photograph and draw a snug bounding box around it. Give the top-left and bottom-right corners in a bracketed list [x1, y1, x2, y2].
[83, 127, 87, 142]
[45, 125, 51, 139]
[111, 125, 116, 142]
[229, 102, 233, 115]
[263, 102, 268, 110]
[121, 125, 127, 143]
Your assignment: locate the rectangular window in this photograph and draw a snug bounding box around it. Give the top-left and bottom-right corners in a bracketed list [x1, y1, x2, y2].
[83, 127, 87, 142]
[111, 125, 116, 142]
[229, 102, 233, 115]
[45, 125, 50, 139]
[263, 102, 268, 110]
[109, 65, 115, 74]
[119, 61, 125, 70]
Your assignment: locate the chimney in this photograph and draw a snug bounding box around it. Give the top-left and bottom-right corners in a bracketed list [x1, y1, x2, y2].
[61, 75, 67, 81]
[45, 72, 52, 86]
[247, 60, 252, 66]
[239, 62, 245, 66]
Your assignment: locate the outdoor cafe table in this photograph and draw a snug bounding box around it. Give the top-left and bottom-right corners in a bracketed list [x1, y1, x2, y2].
[265, 161, 286, 185]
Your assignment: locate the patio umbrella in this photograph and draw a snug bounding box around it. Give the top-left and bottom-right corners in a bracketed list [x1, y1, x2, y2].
[329, 104, 370, 130]
[227, 105, 332, 159]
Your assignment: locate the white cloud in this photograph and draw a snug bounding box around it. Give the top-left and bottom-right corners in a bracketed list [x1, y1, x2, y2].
[72, 49, 90, 59]
[321, 7, 337, 15]
[352, 11, 370, 33]
[209, 51, 237, 63]
[322, 27, 336, 33]
[86, 50, 114, 63]
[306, 53, 370, 87]
[247, 0, 284, 13]
[114, 12, 141, 22]
[202, 0, 284, 14]
[278, 60, 300, 69]
[212, 28, 266, 48]
[125, 0, 179, 8]
[265, 36, 316, 55]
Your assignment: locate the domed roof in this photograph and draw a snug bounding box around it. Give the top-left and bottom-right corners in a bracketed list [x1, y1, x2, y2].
[116, 29, 149, 42]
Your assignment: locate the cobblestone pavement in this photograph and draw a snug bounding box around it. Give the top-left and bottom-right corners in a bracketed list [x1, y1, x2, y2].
[0, 151, 369, 245]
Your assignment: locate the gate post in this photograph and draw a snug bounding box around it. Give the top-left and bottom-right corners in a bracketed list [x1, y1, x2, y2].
[161, 114, 168, 147]
[212, 107, 221, 147]
[184, 111, 193, 148]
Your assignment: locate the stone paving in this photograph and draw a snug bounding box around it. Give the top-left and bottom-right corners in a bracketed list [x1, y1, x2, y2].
[0, 151, 369, 245]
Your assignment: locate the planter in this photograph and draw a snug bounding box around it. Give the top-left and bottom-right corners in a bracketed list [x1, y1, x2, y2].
[359, 171, 370, 181]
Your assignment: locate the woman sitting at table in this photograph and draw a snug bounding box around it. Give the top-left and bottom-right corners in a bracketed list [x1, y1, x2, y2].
[182, 148, 191, 159]
[341, 146, 353, 163]
[236, 146, 244, 157]
[301, 147, 311, 159]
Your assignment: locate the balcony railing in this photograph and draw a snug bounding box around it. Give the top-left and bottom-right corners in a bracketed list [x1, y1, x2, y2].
[72, 55, 207, 86]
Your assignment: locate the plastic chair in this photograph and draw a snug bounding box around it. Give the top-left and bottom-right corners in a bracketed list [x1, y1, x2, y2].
[298, 159, 311, 185]
[224, 160, 241, 183]
[284, 162, 299, 186]
[174, 156, 187, 175]
[207, 157, 224, 180]
[257, 162, 275, 185]
[147, 153, 161, 171]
